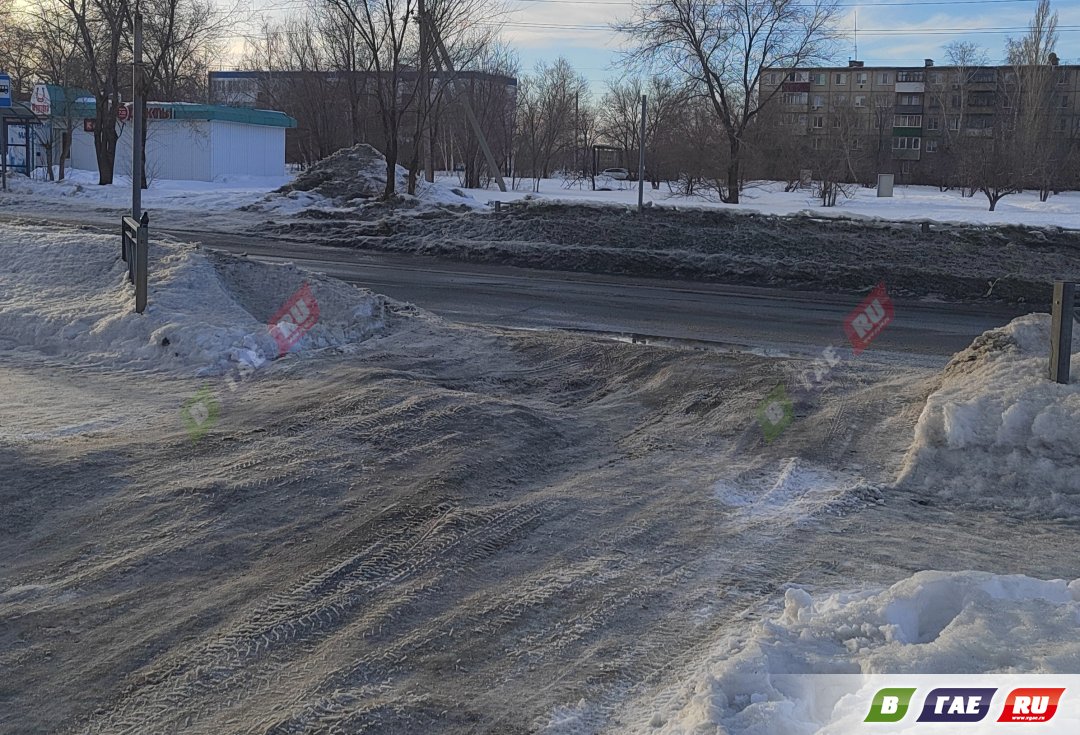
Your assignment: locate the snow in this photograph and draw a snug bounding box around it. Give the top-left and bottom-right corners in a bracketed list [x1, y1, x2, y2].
[0, 224, 390, 377]
[897, 314, 1080, 515]
[460, 177, 1080, 230]
[1, 167, 292, 212]
[628, 570, 1080, 734]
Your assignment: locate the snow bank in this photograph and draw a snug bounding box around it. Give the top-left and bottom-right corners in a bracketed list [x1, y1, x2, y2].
[897, 314, 1080, 515]
[0, 225, 390, 374]
[635, 571, 1080, 734]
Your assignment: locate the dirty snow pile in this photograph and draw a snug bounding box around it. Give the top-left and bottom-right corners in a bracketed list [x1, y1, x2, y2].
[628, 571, 1080, 734]
[262, 142, 482, 211]
[0, 225, 390, 374]
[897, 314, 1080, 515]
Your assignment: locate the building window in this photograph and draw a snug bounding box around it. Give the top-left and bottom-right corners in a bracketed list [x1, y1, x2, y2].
[812, 137, 824, 149]
[879, 72, 892, 84]
[782, 92, 808, 105]
[1058, 71, 1068, 84]
[812, 115, 824, 128]
[892, 136, 921, 150]
[928, 72, 943, 84]
[798, 114, 808, 127]
[854, 95, 866, 107]
[835, 94, 847, 106]
[787, 71, 809, 83]
[832, 115, 841, 128]
[898, 93, 923, 106]
[851, 137, 863, 150]
[813, 73, 826, 85]
[950, 94, 961, 108]
[856, 72, 868, 84]
[1056, 117, 1067, 132]
[1060, 95, 1069, 108]
[894, 114, 922, 127]
[834, 72, 848, 85]
[897, 71, 924, 83]
[927, 117, 939, 130]
[925, 139, 938, 152]
[812, 95, 824, 109]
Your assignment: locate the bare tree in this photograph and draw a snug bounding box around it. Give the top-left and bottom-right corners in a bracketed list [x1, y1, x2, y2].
[513, 58, 588, 190]
[60, 0, 132, 184]
[618, 0, 840, 203]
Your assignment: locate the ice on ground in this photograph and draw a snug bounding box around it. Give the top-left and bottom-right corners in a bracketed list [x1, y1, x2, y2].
[897, 314, 1080, 515]
[258, 143, 483, 212]
[713, 458, 883, 529]
[0, 225, 390, 374]
[631, 570, 1080, 735]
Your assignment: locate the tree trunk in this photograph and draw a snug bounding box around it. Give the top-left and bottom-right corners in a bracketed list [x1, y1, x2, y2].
[383, 128, 398, 199]
[725, 135, 741, 204]
[59, 131, 70, 181]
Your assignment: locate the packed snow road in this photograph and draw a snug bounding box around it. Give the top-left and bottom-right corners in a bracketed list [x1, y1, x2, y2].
[1, 222, 1079, 734]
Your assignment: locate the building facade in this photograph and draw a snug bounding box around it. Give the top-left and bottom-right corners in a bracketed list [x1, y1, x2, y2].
[760, 59, 1080, 186]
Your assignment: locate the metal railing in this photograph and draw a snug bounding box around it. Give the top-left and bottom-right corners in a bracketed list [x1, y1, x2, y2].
[122, 212, 150, 314]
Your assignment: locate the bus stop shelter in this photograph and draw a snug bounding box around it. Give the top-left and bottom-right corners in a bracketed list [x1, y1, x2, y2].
[1, 101, 45, 187]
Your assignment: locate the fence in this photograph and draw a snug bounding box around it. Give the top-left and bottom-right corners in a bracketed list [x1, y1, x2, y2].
[121, 213, 149, 314]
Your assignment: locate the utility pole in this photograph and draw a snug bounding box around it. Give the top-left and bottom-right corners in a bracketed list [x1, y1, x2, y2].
[637, 94, 646, 212]
[417, 0, 434, 183]
[423, 12, 507, 192]
[132, 9, 144, 220]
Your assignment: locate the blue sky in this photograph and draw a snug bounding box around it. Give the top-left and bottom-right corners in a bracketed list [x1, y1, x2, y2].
[237, 0, 1080, 92]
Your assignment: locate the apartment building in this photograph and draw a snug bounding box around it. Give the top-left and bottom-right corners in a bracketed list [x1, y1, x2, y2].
[760, 59, 1080, 183]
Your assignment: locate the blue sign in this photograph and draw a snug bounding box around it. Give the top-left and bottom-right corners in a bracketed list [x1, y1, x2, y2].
[0, 74, 10, 108]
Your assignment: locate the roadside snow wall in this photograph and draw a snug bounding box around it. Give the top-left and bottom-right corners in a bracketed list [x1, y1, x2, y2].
[896, 314, 1080, 515]
[0, 225, 389, 374]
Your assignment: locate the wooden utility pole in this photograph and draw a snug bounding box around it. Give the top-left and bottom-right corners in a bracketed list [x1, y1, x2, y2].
[417, 0, 434, 183]
[1049, 280, 1075, 384]
[422, 12, 507, 192]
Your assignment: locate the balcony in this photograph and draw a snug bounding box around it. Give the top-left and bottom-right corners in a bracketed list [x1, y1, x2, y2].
[892, 149, 921, 160]
[895, 82, 925, 94]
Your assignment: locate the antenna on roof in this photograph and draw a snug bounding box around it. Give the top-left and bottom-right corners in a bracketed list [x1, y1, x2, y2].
[854, 10, 858, 61]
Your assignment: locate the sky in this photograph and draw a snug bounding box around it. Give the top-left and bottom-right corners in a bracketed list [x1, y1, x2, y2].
[230, 0, 1080, 92]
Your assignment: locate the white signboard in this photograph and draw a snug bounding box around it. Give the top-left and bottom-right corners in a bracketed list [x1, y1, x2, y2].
[30, 84, 51, 116]
[0, 74, 11, 108]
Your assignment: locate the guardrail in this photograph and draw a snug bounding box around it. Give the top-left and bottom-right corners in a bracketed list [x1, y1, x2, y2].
[1049, 280, 1076, 384]
[122, 212, 149, 314]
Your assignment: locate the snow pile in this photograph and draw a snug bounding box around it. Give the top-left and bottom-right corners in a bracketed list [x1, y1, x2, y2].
[897, 314, 1080, 515]
[265, 143, 481, 210]
[0, 225, 390, 374]
[636, 571, 1080, 734]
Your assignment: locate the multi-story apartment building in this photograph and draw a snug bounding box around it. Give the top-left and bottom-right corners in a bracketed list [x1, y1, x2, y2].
[760, 59, 1080, 185]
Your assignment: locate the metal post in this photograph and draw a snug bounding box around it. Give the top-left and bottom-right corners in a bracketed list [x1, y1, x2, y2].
[2, 119, 7, 192]
[637, 94, 646, 212]
[132, 10, 144, 220]
[1049, 280, 1075, 384]
[134, 212, 149, 314]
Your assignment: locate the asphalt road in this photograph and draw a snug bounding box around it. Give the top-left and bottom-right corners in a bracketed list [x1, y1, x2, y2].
[180, 228, 1026, 361]
[0, 210, 1030, 360]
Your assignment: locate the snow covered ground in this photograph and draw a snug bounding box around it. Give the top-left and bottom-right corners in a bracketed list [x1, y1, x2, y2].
[0, 223, 390, 378]
[2, 204, 1079, 732]
[461, 176, 1080, 230]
